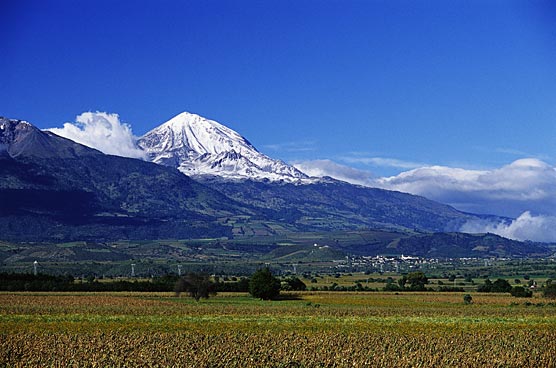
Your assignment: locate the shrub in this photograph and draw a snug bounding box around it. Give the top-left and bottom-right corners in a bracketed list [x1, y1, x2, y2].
[544, 284, 556, 299]
[477, 279, 512, 293]
[510, 286, 532, 298]
[383, 283, 403, 292]
[282, 276, 307, 291]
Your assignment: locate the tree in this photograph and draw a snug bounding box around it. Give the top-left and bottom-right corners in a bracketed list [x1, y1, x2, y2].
[249, 268, 281, 300]
[281, 276, 307, 291]
[174, 273, 216, 301]
[463, 294, 473, 304]
[398, 271, 428, 291]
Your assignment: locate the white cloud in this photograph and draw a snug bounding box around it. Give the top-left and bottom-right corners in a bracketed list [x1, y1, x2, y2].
[460, 212, 556, 243]
[293, 158, 556, 217]
[47, 112, 146, 159]
[293, 159, 374, 185]
[374, 159, 556, 218]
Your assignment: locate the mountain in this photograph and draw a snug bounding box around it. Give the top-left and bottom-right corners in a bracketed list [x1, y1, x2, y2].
[202, 179, 480, 233]
[136, 112, 502, 232]
[0, 117, 247, 241]
[137, 112, 310, 182]
[0, 115, 546, 259]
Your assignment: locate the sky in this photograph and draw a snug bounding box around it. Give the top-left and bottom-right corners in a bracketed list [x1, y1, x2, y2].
[2, 0, 556, 241]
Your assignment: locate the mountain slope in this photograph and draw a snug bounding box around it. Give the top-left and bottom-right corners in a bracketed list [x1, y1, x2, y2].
[138, 112, 508, 234]
[137, 112, 309, 182]
[0, 117, 248, 241]
[202, 179, 480, 233]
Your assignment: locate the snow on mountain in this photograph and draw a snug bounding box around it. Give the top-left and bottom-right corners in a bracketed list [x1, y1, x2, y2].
[137, 112, 312, 182]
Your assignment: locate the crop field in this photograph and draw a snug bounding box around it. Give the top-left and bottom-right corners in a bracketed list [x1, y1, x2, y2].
[1, 291, 556, 367]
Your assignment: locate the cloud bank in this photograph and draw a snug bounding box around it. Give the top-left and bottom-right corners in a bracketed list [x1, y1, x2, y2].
[47, 112, 146, 159]
[374, 159, 556, 218]
[460, 212, 556, 243]
[296, 158, 556, 241]
[297, 158, 556, 218]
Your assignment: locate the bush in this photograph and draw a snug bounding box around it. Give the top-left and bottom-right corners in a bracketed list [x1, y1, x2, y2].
[383, 282, 403, 292]
[249, 268, 281, 300]
[463, 294, 473, 304]
[477, 279, 512, 293]
[438, 286, 465, 292]
[510, 286, 532, 298]
[544, 284, 556, 299]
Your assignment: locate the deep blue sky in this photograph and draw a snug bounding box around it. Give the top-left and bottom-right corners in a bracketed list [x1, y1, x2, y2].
[1, 0, 556, 176]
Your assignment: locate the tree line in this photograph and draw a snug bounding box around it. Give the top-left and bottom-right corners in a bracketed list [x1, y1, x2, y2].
[0, 268, 303, 298]
[3, 270, 556, 300]
[0, 273, 251, 293]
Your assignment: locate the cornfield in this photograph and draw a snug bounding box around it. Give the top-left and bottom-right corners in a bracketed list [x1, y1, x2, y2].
[1, 292, 555, 367]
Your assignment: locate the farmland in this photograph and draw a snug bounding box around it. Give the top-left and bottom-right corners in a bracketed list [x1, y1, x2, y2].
[1, 291, 556, 367]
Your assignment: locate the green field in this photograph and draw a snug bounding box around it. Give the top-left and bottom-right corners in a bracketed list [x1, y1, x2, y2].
[1, 291, 555, 367]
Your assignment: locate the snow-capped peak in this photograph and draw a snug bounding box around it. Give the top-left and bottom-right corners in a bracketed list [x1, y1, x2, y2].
[151, 112, 255, 155]
[137, 112, 311, 182]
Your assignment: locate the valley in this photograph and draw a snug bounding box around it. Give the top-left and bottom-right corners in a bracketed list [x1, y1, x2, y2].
[1, 228, 553, 277]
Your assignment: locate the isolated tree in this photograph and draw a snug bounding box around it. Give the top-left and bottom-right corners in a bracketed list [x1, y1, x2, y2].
[463, 294, 473, 304]
[174, 272, 216, 301]
[249, 268, 281, 300]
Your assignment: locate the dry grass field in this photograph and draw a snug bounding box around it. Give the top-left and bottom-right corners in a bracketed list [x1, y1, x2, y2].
[1, 291, 555, 367]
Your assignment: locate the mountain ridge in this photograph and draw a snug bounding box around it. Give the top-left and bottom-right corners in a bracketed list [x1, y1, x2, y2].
[0, 116, 248, 241]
